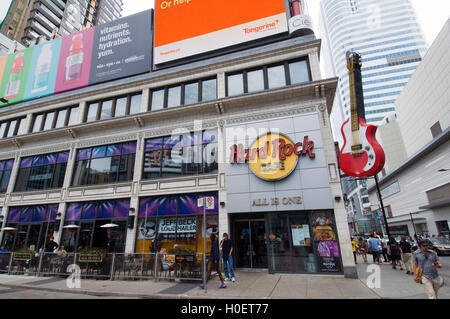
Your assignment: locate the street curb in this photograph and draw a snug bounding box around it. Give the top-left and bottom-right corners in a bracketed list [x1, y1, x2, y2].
[0, 282, 248, 299]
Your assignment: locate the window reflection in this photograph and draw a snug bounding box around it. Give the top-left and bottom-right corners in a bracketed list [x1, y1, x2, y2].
[289, 60, 310, 85]
[151, 89, 165, 111]
[115, 97, 127, 117]
[87, 103, 98, 122]
[227, 73, 244, 96]
[167, 86, 181, 108]
[184, 83, 198, 105]
[100, 100, 113, 120]
[247, 69, 265, 93]
[267, 65, 286, 89]
[129, 94, 141, 115]
[202, 79, 217, 101]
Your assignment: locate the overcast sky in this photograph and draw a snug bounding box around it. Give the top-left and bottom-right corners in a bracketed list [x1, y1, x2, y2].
[1, 0, 448, 49]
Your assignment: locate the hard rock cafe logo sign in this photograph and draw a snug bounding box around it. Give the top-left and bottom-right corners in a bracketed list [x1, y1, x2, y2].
[229, 133, 315, 181]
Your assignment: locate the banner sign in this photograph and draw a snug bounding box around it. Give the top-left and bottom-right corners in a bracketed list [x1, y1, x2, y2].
[159, 217, 197, 234]
[154, 0, 288, 64]
[89, 10, 152, 85]
[0, 10, 152, 108]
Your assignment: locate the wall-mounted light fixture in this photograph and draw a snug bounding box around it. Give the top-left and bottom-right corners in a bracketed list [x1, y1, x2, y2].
[128, 208, 136, 229]
[54, 212, 63, 231]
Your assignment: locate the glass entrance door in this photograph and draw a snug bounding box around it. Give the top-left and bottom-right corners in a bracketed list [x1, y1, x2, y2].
[28, 224, 43, 252]
[234, 219, 267, 269]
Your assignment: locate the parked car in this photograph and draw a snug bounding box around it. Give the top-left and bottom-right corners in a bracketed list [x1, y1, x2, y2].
[430, 237, 450, 256]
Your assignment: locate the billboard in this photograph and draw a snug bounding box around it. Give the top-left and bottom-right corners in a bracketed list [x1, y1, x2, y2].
[0, 10, 152, 108]
[89, 10, 152, 85]
[154, 0, 288, 64]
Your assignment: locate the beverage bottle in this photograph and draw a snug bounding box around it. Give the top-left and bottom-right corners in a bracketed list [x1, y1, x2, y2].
[64, 33, 84, 84]
[5, 53, 25, 100]
[32, 43, 52, 93]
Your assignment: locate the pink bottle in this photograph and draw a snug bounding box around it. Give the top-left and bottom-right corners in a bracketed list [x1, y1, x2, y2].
[64, 33, 84, 84]
[5, 53, 25, 100]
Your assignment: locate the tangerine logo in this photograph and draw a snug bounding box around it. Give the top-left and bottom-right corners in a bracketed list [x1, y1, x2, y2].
[229, 133, 315, 181]
[243, 20, 279, 34]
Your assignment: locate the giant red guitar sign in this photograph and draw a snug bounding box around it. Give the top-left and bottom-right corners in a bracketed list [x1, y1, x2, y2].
[339, 52, 385, 178]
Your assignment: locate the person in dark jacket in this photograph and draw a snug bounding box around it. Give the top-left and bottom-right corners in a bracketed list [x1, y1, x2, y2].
[45, 236, 59, 253]
[200, 233, 226, 289]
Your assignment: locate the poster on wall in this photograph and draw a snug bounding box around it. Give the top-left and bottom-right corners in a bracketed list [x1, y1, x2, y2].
[313, 226, 337, 241]
[24, 38, 62, 100]
[0, 47, 33, 106]
[54, 28, 95, 94]
[89, 10, 152, 85]
[291, 224, 311, 247]
[154, 0, 288, 64]
[159, 217, 197, 239]
[204, 215, 218, 238]
[318, 257, 342, 273]
[316, 241, 340, 257]
[138, 220, 157, 240]
[312, 211, 334, 226]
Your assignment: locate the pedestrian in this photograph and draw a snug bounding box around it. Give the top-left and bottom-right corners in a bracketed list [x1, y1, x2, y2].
[387, 237, 403, 270]
[45, 236, 59, 253]
[351, 237, 358, 264]
[200, 233, 226, 289]
[413, 240, 444, 299]
[400, 236, 413, 275]
[220, 233, 236, 282]
[368, 233, 382, 264]
[358, 238, 368, 263]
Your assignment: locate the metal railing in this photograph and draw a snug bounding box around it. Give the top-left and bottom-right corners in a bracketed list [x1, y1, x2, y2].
[0, 252, 207, 282]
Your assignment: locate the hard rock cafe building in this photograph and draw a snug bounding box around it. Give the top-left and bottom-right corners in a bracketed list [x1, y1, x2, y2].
[0, 8, 356, 278]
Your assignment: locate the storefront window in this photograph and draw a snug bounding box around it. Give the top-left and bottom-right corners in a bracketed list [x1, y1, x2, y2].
[267, 211, 342, 274]
[72, 141, 136, 187]
[62, 199, 130, 253]
[136, 193, 219, 255]
[14, 152, 69, 192]
[0, 159, 14, 193]
[143, 130, 218, 180]
[3, 205, 58, 252]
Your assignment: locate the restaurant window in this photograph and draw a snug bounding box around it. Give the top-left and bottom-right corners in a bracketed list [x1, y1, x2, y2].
[61, 199, 130, 253]
[32, 106, 79, 132]
[0, 159, 14, 193]
[136, 193, 218, 255]
[72, 141, 137, 187]
[148, 77, 217, 111]
[267, 211, 342, 274]
[0, 117, 27, 138]
[226, 58, 311, 97]
[142, 130, 218, 180]
[2, 205, 58, 252]
[14, 151, 69, 192]
[85, 92, 143, 122]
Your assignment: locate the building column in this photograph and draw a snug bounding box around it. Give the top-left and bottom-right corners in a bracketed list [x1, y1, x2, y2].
[217, 123, 229, 236]
[125, 134, 145, 253]
[54, 145, 77, 244]
[141, 88, 150, 113]
[217, 72, 226, 99]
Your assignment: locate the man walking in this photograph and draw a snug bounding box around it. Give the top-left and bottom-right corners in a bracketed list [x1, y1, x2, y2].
[413, 240, 444, 299]
[400, 236, 413, 275]
[368, 233, 381, 264]
[200, 233, 226, 289]
[220, 233, 236, 282]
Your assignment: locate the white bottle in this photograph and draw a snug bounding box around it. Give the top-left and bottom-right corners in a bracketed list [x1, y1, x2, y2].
[32, 43, 52, 93]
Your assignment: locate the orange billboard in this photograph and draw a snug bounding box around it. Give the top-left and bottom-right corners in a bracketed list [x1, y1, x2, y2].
[154, 0, 288, 64]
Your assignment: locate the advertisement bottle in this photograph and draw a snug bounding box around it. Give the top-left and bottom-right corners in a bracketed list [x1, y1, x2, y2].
[32, 43, 53, 93]
[5, 53, 25, 100]
[64, 33, 84, 84]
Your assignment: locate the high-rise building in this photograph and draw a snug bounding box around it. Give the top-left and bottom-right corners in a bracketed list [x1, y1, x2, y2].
[319, 0, 428, 144]
[0, 0, 123, 47]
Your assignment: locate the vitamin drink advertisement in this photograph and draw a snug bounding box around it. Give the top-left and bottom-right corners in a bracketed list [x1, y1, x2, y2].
[0, 48, 33, 107]
[55, 28, 95, 94]
[24, 38, 62, 100]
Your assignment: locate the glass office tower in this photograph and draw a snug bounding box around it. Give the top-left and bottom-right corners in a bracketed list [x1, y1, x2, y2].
[319, 0, 428, 143]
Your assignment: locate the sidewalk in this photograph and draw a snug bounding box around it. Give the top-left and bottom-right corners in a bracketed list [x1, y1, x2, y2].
[0, 257, 448, 299]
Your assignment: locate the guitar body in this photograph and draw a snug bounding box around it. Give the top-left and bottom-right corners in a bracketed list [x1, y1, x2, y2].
[339, 117, 385, 178]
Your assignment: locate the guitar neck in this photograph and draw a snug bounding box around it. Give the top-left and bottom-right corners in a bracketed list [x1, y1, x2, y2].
[347, 53, 363, 155]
